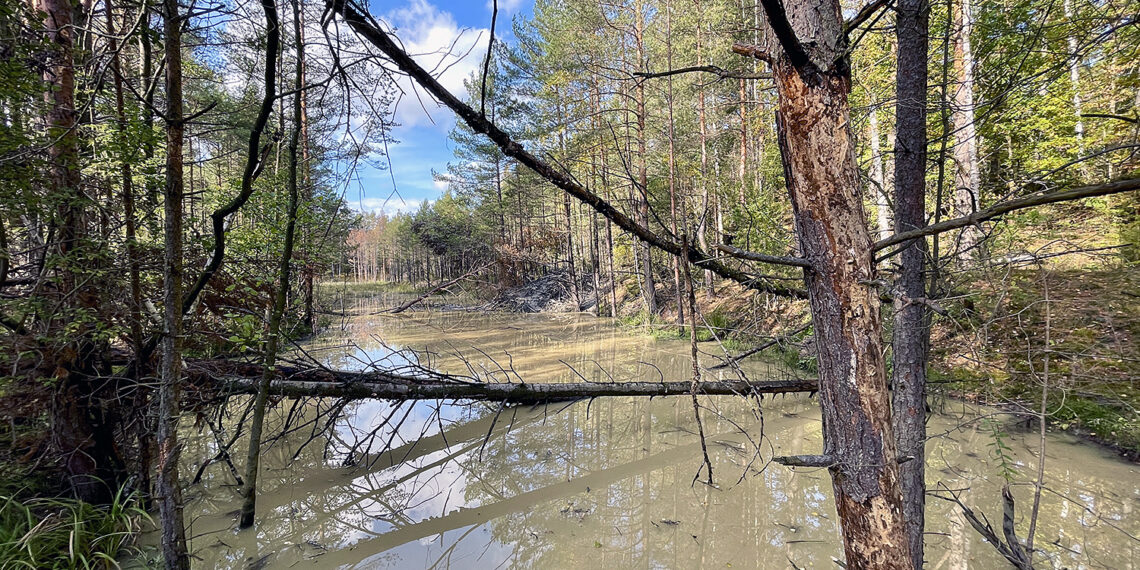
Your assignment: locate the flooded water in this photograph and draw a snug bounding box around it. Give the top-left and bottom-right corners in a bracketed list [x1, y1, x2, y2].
[178, 307, 1140, 569]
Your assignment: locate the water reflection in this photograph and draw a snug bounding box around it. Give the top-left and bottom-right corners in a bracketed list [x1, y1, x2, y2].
[180, 312, 1140, 569]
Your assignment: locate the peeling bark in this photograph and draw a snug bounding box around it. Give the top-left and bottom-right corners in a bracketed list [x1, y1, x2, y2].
[761, 0, 913, 565]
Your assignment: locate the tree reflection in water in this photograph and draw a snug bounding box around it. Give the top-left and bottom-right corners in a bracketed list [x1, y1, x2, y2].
[179, 312, 1140, 569]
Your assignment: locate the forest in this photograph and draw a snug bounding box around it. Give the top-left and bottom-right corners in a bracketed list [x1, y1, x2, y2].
[0, 0, 1138, 567]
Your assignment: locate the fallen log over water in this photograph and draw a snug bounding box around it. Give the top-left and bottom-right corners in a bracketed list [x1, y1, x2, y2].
[220, 377, 818, 402]
[196, 361, 818, 402]
[388, 262, 493, 314]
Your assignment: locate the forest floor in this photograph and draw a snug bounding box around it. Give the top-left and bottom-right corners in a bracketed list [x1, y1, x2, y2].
[931, 265, 1140, 458]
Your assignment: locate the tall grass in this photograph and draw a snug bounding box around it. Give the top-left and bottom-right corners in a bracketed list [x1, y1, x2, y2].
[0, 486, 146, 569]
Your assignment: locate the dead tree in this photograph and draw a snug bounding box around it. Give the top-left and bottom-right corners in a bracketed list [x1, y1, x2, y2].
[737, 0, 912, 564]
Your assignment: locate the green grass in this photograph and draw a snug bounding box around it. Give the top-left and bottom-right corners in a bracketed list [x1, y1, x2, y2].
[0, 486, 146, 569]
[318, 280, 421, 297]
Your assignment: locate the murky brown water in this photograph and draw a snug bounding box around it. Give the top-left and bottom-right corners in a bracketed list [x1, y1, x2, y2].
[178, 309, 1140, 569]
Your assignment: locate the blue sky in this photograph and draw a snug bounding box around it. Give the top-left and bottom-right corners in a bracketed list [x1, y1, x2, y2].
[348, 0, 532, 217]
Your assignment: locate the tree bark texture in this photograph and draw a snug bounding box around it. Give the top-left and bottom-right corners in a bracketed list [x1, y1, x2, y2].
[893, 0, 931, 566]
[157, 0, 191, 563]
[762, 0, 913, 566]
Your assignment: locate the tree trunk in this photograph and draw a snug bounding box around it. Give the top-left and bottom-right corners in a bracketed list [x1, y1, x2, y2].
[951, 0, 982, 261]
[299, 1, 316, 333]
[737, 77, 749, 207]
[633, 1, 656, 314]
[893, 0, 931, 566]
[37, 0, 112, 505]
[870, 109, 891, 242]
[665, 0, 684, 327]
[760, 0, 913, 565]
[240, 0, 293, 530]
[696, 2, 714, 296]
[157, 0, 190, 563]
[106, 0, 151, 503]
[1064, 0, 1083, 149]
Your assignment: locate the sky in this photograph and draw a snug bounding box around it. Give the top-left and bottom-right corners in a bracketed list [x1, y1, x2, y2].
[348, 0, 532, 217]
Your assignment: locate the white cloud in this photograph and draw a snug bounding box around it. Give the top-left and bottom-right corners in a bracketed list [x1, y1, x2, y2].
[356, 196, 428, 216]
[433, 178, 449, 190]
[384, 0, 489, 129]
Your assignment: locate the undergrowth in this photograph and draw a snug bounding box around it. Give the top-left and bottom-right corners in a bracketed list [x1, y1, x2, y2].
[0, 442, 145, 570]
[0, 486, 145, 569]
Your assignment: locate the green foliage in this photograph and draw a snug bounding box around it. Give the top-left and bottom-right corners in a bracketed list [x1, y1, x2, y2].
[983, 418, 1020, 483]
[0, 487, 146, 569]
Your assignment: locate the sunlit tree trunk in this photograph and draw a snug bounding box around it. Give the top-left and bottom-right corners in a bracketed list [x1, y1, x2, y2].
[633, 1, 656, 314]
[554, 91, 581, 309]
[869, 109, 891, 242]
[665, 0, 684, 327]
[1063, 0, 1083, 150]
[759, 0, 913, 565]
[738, 77, 748, 207]
[696, 1, 714, 296]
[951, 0, 982, 260]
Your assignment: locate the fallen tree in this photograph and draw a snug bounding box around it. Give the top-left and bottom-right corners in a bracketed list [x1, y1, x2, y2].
[221, 377, 817, 402]
[192, 361, 817, 402]
[388, 262, 493, 314]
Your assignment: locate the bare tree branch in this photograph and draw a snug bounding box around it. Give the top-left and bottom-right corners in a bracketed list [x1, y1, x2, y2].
[716, 244, 811, 268]
[1081, 112, 1139, 124]
[634, 65, 771, 81]
[324, 0, 808, 299]
[845, 0, 893, 33]
[874, 177, 1140, 253]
